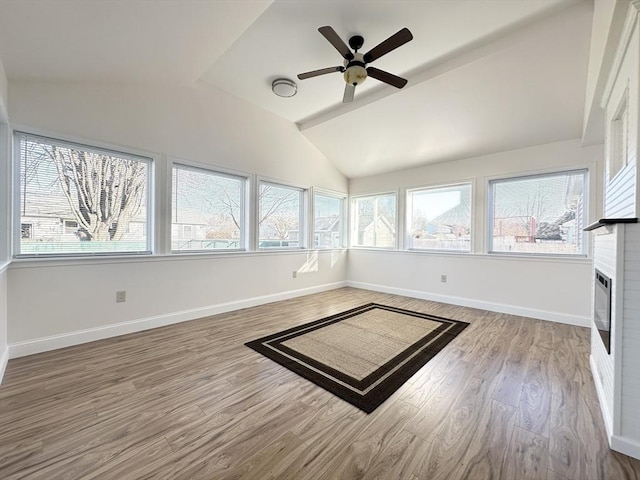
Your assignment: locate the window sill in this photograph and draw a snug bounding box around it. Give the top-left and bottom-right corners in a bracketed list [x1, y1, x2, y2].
[349, 248, 591, 264]
[8, 248, 348, 269]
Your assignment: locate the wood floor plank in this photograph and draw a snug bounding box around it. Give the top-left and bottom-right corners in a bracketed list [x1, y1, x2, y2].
[412, 375, 490, 480]
[316, 399, 418, 479]
[504, 425, 549, 480]
[0, 287, 638, 480]
[516, 355, 552, 437]
[491, 317, 533, 407]
[404, 360, 476, 440]
[548, 378, 580, 478]
[360, 430, 429, 480]
[454, 399, 517, 480]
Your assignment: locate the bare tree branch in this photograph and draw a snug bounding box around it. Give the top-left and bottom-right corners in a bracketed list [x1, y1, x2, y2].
[46, 145, 146, 241]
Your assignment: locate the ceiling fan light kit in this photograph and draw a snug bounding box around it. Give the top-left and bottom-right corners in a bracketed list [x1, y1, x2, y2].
[343, 53, 367, 86]
[272, 78, 297, 98]
[297, 26, 413, 103]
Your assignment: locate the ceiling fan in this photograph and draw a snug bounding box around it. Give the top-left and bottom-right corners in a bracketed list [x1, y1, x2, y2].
[297, 26, 413, 103]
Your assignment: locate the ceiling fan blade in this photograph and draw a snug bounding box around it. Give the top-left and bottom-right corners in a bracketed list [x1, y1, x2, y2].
[363, 27, 413, 64]
[318, 26, 354, 60]
[366, 67, 408, 89]
[297, 66, 343, 80]
[343, 83, 355, 103]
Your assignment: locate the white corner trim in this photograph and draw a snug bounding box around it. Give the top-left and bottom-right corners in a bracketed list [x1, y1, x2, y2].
[8, 281, 347, 359]
[601, 1, 640, 108]
[590, 354, 614, 439]
[0, 261, 9, 274]
[589, 355, 640, 460]
[610, 435, 640, 460]
[347, 281, 590, 326]
[0, 346, 8, 385]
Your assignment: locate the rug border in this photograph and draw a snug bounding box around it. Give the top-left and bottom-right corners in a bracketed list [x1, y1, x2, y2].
[245, 303, 469, 413]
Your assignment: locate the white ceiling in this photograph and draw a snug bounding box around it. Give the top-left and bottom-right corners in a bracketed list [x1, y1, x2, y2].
[0, 0, 593, 178]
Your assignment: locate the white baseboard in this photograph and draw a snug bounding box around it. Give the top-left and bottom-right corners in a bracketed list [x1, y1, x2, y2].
[347, 281, 590, 326]
[611, 435, 640, 460]
[0, 346, 8, 385]
[8, 281, 347, 359]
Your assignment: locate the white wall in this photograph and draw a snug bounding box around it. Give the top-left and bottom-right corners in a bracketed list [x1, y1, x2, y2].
[348, 139, 603, 326]
[603, 15, 639, 218]
[8, 81, 345, 190]
[5, 80, 348, 357]
[0, 57, 10, 378]
[8, 250, 347, 356]
[0, 267, 6, 376]
[0, 56, 7, 116]
[583, 0, 629, 144]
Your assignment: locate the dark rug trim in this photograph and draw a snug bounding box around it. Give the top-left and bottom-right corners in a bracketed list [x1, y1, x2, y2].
[245, 303, 469, 413]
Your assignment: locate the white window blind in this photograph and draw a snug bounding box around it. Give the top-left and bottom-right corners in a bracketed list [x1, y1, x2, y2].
[313, 192, 345, 248]
[351, 193, 396, 248]
[407, 183, 471, 252]
[171, 164, 246, 252]
[258, 181, 305, 249]
[15, 132, 151, 257]
[489, 170, 587, 255]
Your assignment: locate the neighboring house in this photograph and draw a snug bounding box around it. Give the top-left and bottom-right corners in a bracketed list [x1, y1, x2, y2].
[314, 215, 341, 248]
[170, 207, 209, 250]
[20, 188, 148, 253]
[362, 214, 395, 247]
[413, 201, 471, 250]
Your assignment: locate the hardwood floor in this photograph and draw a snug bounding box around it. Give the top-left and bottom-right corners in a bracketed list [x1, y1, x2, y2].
[1, 287, 639, 479]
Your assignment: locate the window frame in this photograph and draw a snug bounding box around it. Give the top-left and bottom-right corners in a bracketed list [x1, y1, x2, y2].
[256, 178, 308, 251]
[607, 88, 629, 182]
[350, 191, 398, 249]
[170, 160, 250, 254]
[405, 182, 473, 253]
[487, 169, 588, 257]
[312, 188, 347, 249]
[13, 130, 154, 258]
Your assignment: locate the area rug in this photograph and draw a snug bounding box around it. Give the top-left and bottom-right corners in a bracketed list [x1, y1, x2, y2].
[245, 303, 469, 413]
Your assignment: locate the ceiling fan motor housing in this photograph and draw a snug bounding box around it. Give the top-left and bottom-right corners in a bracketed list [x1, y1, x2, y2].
[344, 52, 367, 86]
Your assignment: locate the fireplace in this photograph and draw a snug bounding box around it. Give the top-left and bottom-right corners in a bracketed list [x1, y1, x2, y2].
[594, 269, 611, 354]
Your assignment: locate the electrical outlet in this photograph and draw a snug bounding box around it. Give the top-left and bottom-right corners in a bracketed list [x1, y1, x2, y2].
[292, 271, 297, 279]
[440, 275, 447, 283]
[116, 291, 126, 303]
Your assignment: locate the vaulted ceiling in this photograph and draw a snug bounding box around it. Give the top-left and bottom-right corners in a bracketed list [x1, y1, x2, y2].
[0, 0, 592, 178]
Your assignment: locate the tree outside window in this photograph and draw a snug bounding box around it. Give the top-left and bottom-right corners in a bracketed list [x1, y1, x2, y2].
[171, 165, 245, 251]
[490, 170, 587, 255]
[17, 133, 150, 256]
[258, 182, 305, 249]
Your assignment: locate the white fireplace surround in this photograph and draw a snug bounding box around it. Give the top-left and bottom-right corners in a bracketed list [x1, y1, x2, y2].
[590, 223, 640, 459]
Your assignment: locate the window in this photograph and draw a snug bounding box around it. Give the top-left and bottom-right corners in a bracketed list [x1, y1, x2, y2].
[16, 132, 150, 256]
[63, 219, 78, 234]
[313, 191, 345, 248]
[351, 193, 396, 248]
[20, 223, 32, 239]
[258, 181, 305, 249]
[609, 92, 629, 181]
[171, 164, 246, 252]
[489, 170, 587, 255]
[406, 183, 471, 251]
